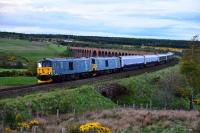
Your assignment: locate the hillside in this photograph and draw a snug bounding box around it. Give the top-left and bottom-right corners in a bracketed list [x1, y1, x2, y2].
[0, 39, 70, 62]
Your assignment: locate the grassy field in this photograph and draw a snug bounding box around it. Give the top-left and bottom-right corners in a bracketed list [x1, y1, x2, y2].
[0, 39, 70, 62]
[0, 77, 37, 87]
[0, 68, 27, 72]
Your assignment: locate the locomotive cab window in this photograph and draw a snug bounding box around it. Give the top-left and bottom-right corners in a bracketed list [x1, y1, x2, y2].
[105, 60, 109, 67]
[42, 61, 51, 67]
[92, 59, 95, 64]
[69, 62, 73, 70]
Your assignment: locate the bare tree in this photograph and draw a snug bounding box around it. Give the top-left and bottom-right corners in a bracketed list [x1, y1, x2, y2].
[157, 70, 183, 109]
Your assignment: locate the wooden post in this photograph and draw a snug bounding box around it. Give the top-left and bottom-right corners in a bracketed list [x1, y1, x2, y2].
[57, 109, 59, 118]
[32, 126, 38, 133]
[20, 127, 24, 133]
[61, 128, 66, 133]
[149, 100, 152, 109]
[132, 103, 135, 109]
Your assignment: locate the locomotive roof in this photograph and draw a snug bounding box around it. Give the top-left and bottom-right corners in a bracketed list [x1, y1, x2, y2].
[39, 57, 90, 62]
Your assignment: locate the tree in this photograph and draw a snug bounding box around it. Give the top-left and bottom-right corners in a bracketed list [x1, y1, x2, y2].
[157, 70, 183, 109]
[181, 35, 200, 110]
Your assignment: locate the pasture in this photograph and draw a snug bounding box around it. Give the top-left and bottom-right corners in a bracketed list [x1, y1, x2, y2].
[0, 39, 70, 87]
[0, 39, 70, 62]
[0, 77, 37, 88]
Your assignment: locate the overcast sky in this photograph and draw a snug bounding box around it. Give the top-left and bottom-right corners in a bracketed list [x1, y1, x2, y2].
[0, 0, 199, 40]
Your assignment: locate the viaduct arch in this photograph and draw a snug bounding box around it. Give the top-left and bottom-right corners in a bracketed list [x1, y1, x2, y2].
[69, 47, 152, 57]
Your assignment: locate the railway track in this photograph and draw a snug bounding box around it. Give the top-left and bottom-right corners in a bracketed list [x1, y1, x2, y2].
[0, 60, 178, 99]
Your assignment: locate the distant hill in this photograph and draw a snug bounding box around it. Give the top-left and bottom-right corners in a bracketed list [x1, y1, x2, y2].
[0, 31, 197, 48]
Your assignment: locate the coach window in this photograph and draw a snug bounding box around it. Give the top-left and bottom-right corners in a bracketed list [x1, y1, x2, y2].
[60, 62, 63, 69]
[69, 62, 73, 70]
[56, 62, 60, 68]
[105, 60, 108, 67]
[92, 59, 95, 64]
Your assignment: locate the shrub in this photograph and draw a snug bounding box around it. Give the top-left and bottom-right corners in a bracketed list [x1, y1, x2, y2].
[176, 87, 191, 98]
[170, 98, 189, 110]
[0, 70, 33, 77]
[27, 61, 37, 76]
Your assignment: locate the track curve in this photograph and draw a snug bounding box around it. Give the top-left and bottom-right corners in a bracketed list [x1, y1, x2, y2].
[0, 60, 178, 99]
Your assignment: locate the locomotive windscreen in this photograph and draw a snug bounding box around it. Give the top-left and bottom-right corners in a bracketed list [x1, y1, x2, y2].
[38, 61, 52, 67]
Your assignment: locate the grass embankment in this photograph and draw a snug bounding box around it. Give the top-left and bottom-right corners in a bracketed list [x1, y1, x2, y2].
[115, 65, 191, 109]
[0, 86, 115, 120]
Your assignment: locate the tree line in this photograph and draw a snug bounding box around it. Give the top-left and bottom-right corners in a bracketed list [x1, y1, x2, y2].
[1, 31, 198, 48]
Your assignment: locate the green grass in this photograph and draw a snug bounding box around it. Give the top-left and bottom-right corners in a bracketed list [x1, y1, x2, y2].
[113, 120, 194, 133]
[0, 39, 70, 62]
[0, 85, 115, 120]
[115, 65, 189, 109]
[137, 120, 194, 133]
[0, 68, 27, 72]
[0, 77, 37, 87]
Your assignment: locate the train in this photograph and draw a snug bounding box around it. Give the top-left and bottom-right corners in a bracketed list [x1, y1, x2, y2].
[37, 52, 174, 83]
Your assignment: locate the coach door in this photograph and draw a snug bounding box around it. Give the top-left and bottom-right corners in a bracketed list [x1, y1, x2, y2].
[92, 58, 96, 76]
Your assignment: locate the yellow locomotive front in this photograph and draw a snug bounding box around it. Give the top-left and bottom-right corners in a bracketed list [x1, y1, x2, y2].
[37, 60, 53, 84]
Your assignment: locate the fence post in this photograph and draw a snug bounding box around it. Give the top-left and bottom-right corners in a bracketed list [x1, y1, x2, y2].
[20, 127, 24, 133]
[149, 100, 152, 109]
[61, 128, 66, 133]
[132, 103, 135, 109]
[57, 109, 59, 118]
[32, 126, 38, 133]
[146, 104, 148, 109]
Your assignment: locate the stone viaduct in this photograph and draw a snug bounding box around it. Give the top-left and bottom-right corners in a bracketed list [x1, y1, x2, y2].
[69, 47, 152, 57]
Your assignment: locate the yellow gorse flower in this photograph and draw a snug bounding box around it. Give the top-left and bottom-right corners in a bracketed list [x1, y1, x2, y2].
[194, 99, 200, 105]
[3, 128, 10, 133]
[18, 119, 39, 130]
[80, 122, 110, 133]
[18, 122, 30, 129]
[29, 120, 39, 126]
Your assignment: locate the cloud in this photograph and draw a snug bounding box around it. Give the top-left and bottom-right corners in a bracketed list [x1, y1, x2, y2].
[0, 0, 199, 40]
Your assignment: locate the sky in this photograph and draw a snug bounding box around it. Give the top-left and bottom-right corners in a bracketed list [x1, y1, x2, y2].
[0, 0, 200, 40]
